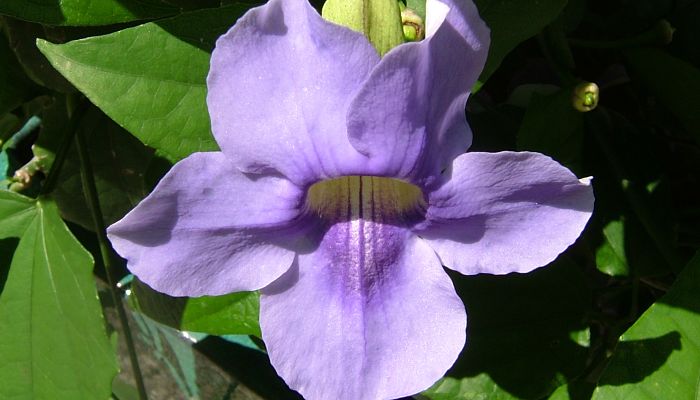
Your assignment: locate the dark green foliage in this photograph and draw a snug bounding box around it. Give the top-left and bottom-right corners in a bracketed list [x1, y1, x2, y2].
[1, 0, 700, 399]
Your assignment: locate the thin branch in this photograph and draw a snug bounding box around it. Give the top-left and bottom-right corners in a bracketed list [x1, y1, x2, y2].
[75, 122, 149, 400]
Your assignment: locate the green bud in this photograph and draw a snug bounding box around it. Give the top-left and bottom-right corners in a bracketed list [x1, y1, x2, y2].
[653, 20, 675, 45]
[572, 82, 599, 112]
[401, 7, 424, 42]
[403, 25, 418, 41]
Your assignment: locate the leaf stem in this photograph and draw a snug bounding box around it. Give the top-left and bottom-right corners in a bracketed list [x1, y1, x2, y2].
[40, 97, 89, 195]
[639, 277, 671, 292]
[75, 123, 149, 400]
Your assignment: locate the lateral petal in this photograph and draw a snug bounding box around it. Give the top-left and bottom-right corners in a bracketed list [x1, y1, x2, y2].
[417, 151, 594, 275]
[107, 152, 309, 296]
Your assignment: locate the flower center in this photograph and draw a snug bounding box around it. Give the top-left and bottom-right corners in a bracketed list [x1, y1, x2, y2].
[305, 176, 426, 223]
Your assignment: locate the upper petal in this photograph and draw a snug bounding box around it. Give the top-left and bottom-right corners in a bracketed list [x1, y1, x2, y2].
[260, 225, 465, 400]
[345, 0, 489, 184]
[206, 0, 379, 186]
[107, 152, 308, 296]
[416, 151, 594, 275]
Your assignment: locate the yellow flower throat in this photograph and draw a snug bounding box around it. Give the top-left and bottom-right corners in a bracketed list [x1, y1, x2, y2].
[305, 176, 426, 223]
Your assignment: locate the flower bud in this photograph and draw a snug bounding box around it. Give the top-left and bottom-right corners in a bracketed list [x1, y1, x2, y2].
[653, 19, 675, 45]
[572, 82, 599, 112]
[401, 7, 424, 42]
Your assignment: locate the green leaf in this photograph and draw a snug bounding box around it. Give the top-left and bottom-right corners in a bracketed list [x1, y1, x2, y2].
[322, 0, 404, 56]
[475, 0, 568, 84]
[592, 251, 700, 400]
[111, 377, 140, 400]
[624, 47, 700, 144]
[37, 5, 251, 162]
[0, 191, 118, 400]
[516, 88, 584, 173]
[548, 381, 594, 399]
[425, 374, 522, 400]
[423, 258, 591, 400]
[180, 291, 261, 336]
[595, 219, 630, 277]
[0, 0, 180, 26]
[132, 279, 261, 337]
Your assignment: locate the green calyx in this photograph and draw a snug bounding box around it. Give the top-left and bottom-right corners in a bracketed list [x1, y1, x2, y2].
[322, 0, 406, 56]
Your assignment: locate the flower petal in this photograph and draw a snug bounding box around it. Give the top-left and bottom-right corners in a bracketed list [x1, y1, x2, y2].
[346, 0, 489, 184]
[416, 151, 594, 275]
[260, 224, 465, 400]
[107, 152, 308, 296]
[207, 0, 379, 186]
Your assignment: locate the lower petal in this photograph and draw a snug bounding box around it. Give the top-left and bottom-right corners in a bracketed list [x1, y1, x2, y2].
[417, 151, 594, 275]
[260, 224, 465, 400]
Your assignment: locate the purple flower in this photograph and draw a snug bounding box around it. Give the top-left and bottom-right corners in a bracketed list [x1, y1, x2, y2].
[107, 0, 594, 398]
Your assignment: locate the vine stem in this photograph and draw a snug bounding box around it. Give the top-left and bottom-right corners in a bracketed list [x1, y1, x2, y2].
[75, 122, 149, 400]
[40, 98, 89, 195]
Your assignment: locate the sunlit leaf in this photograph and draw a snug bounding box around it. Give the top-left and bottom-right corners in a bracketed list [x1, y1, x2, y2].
[37, 5, 251, 162]
[0, 0, 179, 26]
[592, 251, 700, 400]
[180, 292, 261, 336]
[132, 278, 261, 337]
[548, 382, 594, 399]
[425, 374, 521, 400]
[0, 191, 118, 399]
[596, 219, 630, 277]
